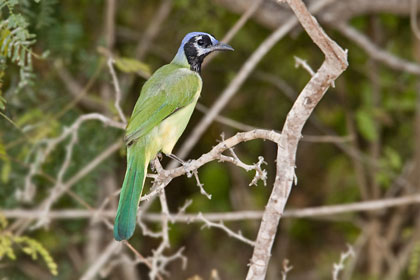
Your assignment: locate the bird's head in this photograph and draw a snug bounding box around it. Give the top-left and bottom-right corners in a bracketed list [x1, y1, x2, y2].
[172, 32, 234, 73]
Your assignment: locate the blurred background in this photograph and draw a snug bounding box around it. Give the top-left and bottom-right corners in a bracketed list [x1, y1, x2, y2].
[1, 0, 420, 279]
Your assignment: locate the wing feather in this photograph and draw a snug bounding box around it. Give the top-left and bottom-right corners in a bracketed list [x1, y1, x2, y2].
[125, 64, 201, 145]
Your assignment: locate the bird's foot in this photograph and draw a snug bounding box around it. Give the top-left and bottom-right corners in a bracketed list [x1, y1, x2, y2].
[168, 154, 193, 176]
[150, 153, 163, 172]
[150, 161, 156, 172]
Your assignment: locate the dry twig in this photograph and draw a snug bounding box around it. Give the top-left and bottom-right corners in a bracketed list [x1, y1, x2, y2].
[281, 259, 293, 280]
[332, 245, 355, 280]
[294, 56, 316, 76]
[198, 213, 256, 246]
[336, 22, 420, 75]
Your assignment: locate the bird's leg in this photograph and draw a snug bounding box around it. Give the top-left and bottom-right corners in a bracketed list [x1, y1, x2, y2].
[168, 153, 186, 165]
[167, 153, 194, 177]
[150, 153, 163, 172]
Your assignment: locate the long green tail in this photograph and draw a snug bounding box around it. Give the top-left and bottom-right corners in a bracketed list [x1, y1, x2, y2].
[114, 142, 148, 241]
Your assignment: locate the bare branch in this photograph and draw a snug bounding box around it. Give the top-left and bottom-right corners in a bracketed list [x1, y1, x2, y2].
[147, 191, 172, 280]
[12, 140, 122, 235]
[135, 0, 172, 60]
[203, 0, 264, 66]
[332, 245, 355, 280]
[18, 113, 123, 204]
[198, 213, 256, 246]
[281, 259, 293, 280]
[191, 169, 212, 199]
[195, 103, 256, 131]
[107, 58, 127, 124]
[197, 104, 353, 144]
[54, 62, 104, 111]
[141, 129, 282, 202]
[219, 153, 267, 187]
[5, 193, 420, 221]
[123, 241, 160, 279]
[336, 22, 420, 75]
[294, 56, 316, 76]
[411, 0, 420, 40]
[80, 241, 121, 280]
[213, 0, 420, 30]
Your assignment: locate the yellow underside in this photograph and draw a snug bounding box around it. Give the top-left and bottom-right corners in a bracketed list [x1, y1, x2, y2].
[145, 94, 199, 160]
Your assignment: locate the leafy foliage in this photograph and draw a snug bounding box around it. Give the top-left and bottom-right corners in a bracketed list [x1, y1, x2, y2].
[35, 0, 57, 29]
[0, 136, 11, 183]
[0, 214, 58, 276]
[0, 2, 37, 95]
[114, 56, 152, 77]
[409, 242, 420, 277]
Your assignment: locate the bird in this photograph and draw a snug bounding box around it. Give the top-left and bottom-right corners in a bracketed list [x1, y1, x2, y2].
[114, 32, 234, 241]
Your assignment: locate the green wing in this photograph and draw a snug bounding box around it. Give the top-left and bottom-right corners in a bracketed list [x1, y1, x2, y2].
[125, 64, 202, 145]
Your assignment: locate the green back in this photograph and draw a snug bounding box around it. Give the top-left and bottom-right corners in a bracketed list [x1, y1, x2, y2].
[125, 64, 202, 145]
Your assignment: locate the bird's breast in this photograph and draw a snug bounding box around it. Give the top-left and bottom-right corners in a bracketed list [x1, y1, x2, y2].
[158, 99, 198, 155]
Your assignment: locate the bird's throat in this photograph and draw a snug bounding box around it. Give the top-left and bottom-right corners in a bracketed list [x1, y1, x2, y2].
[187, 56, 204, 74]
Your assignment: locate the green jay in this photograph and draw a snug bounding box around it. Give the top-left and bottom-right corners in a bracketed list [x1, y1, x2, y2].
[114, 32, 233, 241]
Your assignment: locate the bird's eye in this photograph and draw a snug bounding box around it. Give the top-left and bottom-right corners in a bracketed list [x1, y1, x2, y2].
[197, 39, 204, 46]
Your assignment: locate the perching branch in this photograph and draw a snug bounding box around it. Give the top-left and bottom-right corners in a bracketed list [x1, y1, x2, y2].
[140, 129, 281, 202]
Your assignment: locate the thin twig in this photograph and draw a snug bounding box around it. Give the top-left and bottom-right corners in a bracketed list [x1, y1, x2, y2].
[18, 113, 123, 204]
[336, 22, 420, 75]
[203, 0, 263, 66]
[332, 245, 355, 280]
[79, 241, 121, 280]
[108, 58, 127, 124]
[198, 213, 255, 246]
[135, 0, 172, 60]
[294, 56, 315, 76]
[281, 259, 293, 280]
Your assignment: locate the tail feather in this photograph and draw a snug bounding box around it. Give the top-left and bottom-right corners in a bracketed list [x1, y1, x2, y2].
[114, 143, 147, 241]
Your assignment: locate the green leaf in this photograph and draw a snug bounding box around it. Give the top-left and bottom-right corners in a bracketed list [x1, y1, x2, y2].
[16, 108, 43, 127]
[355, 109, 378, 141]
[114, 57, 151, 77]
[0, 214, 8, 229]
[375, 170, 391, 189]
[0, 136, 10, 183]
[0, 136, 5, 158]
[409, 242, 420, 276]
[384, 147, 402, 170]
[0, 93, 5, 111]
[1, 160, 11, 183]
[22, 247, 33, 255]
